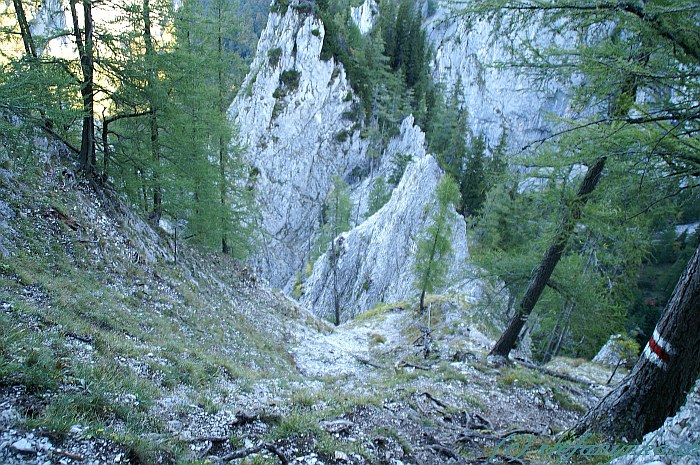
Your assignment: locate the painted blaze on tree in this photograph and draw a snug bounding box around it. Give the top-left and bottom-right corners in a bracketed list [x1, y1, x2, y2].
[573, 241, 700, 441]
[414, 174, 460, 313]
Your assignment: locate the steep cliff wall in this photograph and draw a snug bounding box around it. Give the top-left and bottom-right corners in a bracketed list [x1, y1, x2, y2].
[228, 5, 370, 288]
[425, 7, 570, 151]
[302, 147, 474, 322]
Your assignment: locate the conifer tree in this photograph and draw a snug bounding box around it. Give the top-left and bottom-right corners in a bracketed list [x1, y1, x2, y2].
[461, 0, 700, 440]
[68, 0, 97, 175]
[414, 175, 460, 313]
[319, 176, 352, 325]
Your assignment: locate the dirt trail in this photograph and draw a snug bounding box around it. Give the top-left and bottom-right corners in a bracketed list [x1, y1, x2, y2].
[291, 312, 406, 378]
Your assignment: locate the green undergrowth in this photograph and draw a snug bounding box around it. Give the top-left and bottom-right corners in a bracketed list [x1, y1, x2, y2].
[0, 167, 301, 463]
[486, 432, 620, 465]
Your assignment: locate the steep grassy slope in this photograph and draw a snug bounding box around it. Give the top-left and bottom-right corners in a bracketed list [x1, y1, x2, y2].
[0, 146, 322, 462]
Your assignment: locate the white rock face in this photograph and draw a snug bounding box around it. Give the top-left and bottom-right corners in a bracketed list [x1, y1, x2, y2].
[229, 4, 369, 288]
[350, 116, 426, 222]
[227, 1, 489, 316]
[350, 0, 377, 35]
[613, 379, 700, 465]
[302, 152, 475, 322]
[425, 7, 571, 151]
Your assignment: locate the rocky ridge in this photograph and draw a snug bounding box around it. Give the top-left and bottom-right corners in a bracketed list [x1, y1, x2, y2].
[228, 2, 369, 290]
[302, 145, 475, 322]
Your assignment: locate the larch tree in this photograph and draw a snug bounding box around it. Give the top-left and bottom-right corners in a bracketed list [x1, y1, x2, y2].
[69, 0, 97, 175]
[458, 0, 700, 441]
[573, 240, 700, 441]
[413, 174, 460, 313]
[318, 176, 352, 325]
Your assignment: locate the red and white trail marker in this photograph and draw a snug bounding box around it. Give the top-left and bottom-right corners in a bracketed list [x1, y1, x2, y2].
[643, 329, 674, 369]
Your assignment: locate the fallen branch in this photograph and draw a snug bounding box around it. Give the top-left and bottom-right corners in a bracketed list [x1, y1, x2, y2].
[464, 455, 525, 465]
[75, 238, 100, 244]
[606, 359, 623, 385]
[222, 442, 288, 464]
[65, 332, 93, 343]
[456, 430, 499, 442]
[426, 444, 464, 463]
[420, 392, 451, 409]
[396, 360, 430, 370]
[354, 355, 389, 369]
[44, 207, 80, 231]
[499, 428, 545, 439]
[53, 449, 85, 460]
[183, 435, 229, 443]
[467, 413, 492, 431]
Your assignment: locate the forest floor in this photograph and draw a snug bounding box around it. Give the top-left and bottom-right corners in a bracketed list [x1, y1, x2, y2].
[0, 152, 628, 465]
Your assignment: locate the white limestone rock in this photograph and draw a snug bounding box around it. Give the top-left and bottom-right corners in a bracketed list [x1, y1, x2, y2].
[301, 152, 477, 321]
[350, 115, 426, 222]
[425, 6, 572, 152]
[229, 3, 369, 288]
[350, 0, 377, 35]
[593, 334, 638, 368]
[30, 0, 70, 56]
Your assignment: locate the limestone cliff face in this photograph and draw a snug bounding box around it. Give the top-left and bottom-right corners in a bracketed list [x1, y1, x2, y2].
[228, 4, 369, 288]
[30, 0, 70, 56]
[301, 149, 474, 322]
[425, 7, 570, 151]
[229, 1, 544, 317]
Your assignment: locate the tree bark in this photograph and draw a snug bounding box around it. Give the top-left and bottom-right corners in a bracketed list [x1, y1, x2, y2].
[573, 241, 700, 441]
[69, 0, 96, 175]
[489, 156, 607, 359]
[217, 3, 229, 255]
[419, 220, 442, 313]
[143, 0, 162, 223]
[13, 0, 37, 58]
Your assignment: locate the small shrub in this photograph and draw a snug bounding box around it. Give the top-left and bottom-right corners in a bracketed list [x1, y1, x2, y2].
[268, 410, 321, 440]
[272, 100, 286, 119]
[552, 388, 586, 413]
[279, 69, 301, 91]
[311, 28, 321, 37]
[270, 0, 290, 15]
[292, 0, 316, 14]
[497, 367, 546, 389]
[334, 129, 351, 143]
[388, 152, 413, 185]
[267, 47, 282, 68]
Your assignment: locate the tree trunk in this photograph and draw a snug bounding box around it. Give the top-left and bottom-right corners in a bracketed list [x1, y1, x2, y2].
[419, 221, 442, 313]
[489, 156, 607, 359]
[69, 0, 96, 175]
[143, 0, 162, 223]
[573, 241, 700, 441]
[13, 0, 37, 58]
[217, 5, 229, 255]
[331, 238, 340, 326]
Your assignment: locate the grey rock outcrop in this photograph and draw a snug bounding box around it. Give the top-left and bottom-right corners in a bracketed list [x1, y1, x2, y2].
[228, 3, 369, 288]
[227, 0, 492, 316]
[425, 7, 571, 151]
[351, 0, 377, 35]
[612, 379, 700, 465]
[593, 334, 638, 368]
[301, 152, 475, 322]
